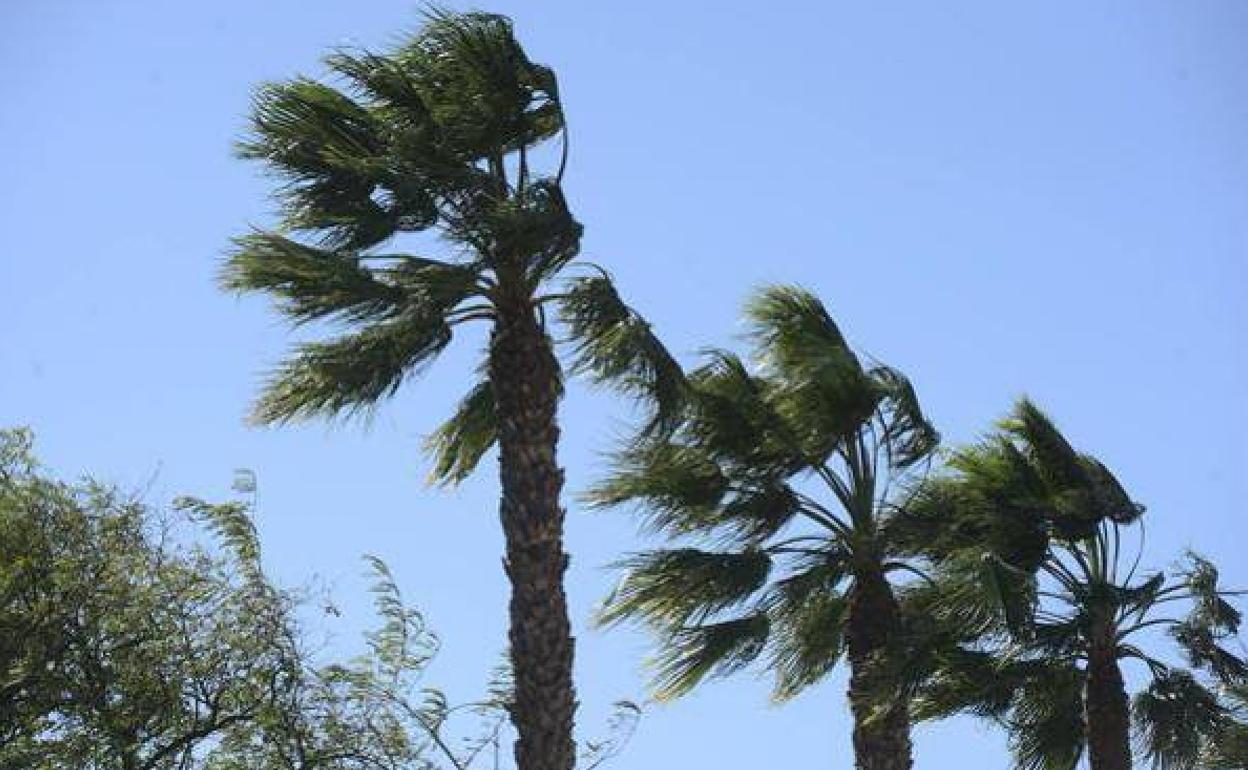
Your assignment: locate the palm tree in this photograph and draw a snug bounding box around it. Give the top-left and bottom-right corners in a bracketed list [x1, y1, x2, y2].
[223, 12, 681, 770]
[899, 399, 1247, 770]
[590, 286, 939, 770]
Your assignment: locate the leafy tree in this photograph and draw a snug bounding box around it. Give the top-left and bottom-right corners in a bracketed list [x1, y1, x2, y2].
[223, 12, 677, 770]
[0, 429, 292, 770]
[590, 286, 939, 770]
[898, 399, 1248, 770]
[0, 429, 639, 770]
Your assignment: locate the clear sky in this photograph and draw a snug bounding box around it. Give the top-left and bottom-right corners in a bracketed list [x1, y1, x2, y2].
[3, 1, 1246, 767]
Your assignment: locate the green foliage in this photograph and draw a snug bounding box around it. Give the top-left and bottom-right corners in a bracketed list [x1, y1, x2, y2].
[227, 9, 678, 487]
[594, 286, 939, 702]
[1009, 666, 1086, 770]
[226, 9, 568, 427]
[599, 549, 773, 628]
[0, 429, 293, 770]
[1132, 670, 1226, 770]
[768, 583, 849, 701]
[902, 400, 1248, 770]
[1203, 684, 1248, 768]
[560, 275, 687, 435]
[425, 378, 498, 485]
[236, 10, 561, 251]
[250, 308, 454, 424]
[209, 554, 489, 770]
[222, 233, 406, 325]
[650, 613, 770, 701]
[1, 428, 641, 770]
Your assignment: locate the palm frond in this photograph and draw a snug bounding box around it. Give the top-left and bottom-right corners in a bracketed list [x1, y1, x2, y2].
[424, 378, 497, 486]
[1009, 665, 1086, 770]
[1080, 457, 1144, 525]
[1003, 399, 1142, 537]
[239, 78, 399, 249]
[495, 180, 581, 283]
[559, 275, 686, 434]
[597, 548, 771, 629]
[223, 232, 406, 325]
[1203, 712, 1248, 768]
[909, 649, 1036, 723]
[586, 433, 805, 544]
[870, 365, 940, 468]
[1133, 669, 1226, 770]
[401, 9, 561, 158]
[252, 310, 454, 424]
[744, 285, 853, 375]
[718, 481, 804, 543]
[239, 11, 566, 255]
[768, 586, 849, 701]
[745, 288, 881, 460]
[1002, 399, 1086, 493]
[584, 439, 727, 532]
[1179, 551, 1242, 634]
[924, 550, 1037, 639]
[1171, 620, 1248, 685]
[682, 350, 805, 475]
[650, 613, 770, 701]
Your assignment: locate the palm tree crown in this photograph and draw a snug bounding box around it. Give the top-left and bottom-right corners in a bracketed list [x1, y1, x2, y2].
[899, 399, 1247, 770]
[225, 11, 676, 434]
[592, 286, 938, 770]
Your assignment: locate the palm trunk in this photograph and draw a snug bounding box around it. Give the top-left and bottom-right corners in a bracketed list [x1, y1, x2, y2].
[1084, 639, 1131, 770]
[489, 288, 576, 770]
[845, 565, 913, 770]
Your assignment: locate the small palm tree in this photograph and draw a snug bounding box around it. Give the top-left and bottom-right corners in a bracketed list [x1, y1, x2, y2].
[900, 399, 1247, 770]
[591, 286, 938, 770]
[223, 12, 680, 770]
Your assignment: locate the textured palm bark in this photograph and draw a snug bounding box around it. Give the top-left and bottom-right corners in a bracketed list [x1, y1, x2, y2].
[1084, 639, 1132, 770]
[488, 291, 576, 770]
[845, 565, 914, 770]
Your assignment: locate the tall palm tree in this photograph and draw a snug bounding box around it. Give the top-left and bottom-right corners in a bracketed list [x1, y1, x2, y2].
[899, 399, 1247, 770]
[591, 286, 939, 770]
[223, 12, 681, 770]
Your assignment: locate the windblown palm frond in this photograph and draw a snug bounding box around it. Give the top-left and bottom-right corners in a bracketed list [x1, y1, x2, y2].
[251, 309, 456, 424]
[1202, 684, 1248, 768]
[560, 274, 687, 435]
[1010, 666, 1086, 770]
[425, 378, 497, 485]
[1132, 670, 1226, 770]
[650, 613, 770, 701]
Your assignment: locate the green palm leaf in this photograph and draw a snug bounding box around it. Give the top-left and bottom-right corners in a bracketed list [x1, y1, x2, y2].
[252, 310, 454, 424]
[425, 378, 497, 486]
[650, 614, 770, 701]
[560, 275, 687, 434]
[598, 548, 772, 629]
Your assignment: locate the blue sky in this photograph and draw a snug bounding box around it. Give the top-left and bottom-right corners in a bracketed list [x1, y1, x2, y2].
[2, 1, 1245, 767]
